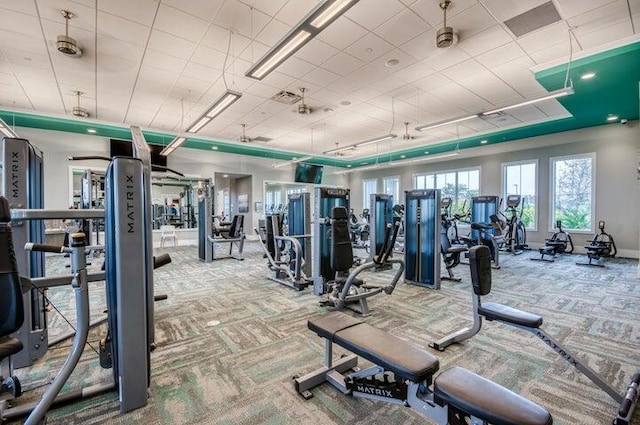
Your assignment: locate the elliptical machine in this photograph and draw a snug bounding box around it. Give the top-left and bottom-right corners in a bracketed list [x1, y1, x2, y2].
[440, 198, 468, 281]
[532, 220, 574, 262]
[500, 195, 528, 255]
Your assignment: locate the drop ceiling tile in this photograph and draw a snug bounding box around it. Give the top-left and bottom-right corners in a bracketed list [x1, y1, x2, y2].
[345, 0, 406, 30]
[250, 0, 287, 17]
[154, 4, 209, 43]
[394, 59, 436, 83]
[528, 42, 571, 64]
[457, 24, 514, 57]
[409, 0, 478, 27]
[275, 0, 321, 26]
[457, 71, 522, 106]
[255, 17, 290, 46]
[175, 69, 216, 90]
[517, 20, 569, 54]
[423, 45, 471, 71]
[260, 70, 298, 89]
[190, 45, 226, 70]
[567, 0, 630, 29]
[345, 32, 395, 63]
[374, 9, 429, 47]
[276, 56, 316, 79]
[457, 117, 497, 132]
[526, 98, 569, 118]
[317, 17, 368, 50]
[322, 52, 365, 77]
[295, 39, 340, 66]
[143, 49, 187, 74]
[440, 58, 486, 81]
[555, 0, 620, 19]
[98, 0, 158, 26]
[572, 18, 634, 50]
[431, 82, 494, 112]
[490, 56, 546, 97]
[504, 104, 548, 122]
[374, 74, 409, 94]
[400, 28, 439, 61]
[162, 0, 223, 22]
[3, 51, 50, 71]
[301, 67, 341, 88]
[213, 0, 270, 39]
[475, 41, 527, 68]
[10, 64, 56, 84]
[147, 29, 198, 60]
[98, 11, 150, 47]
[0, 1, 37, 15]
[0, 31, 46, 56]
[449, 3, 498, 40]
[38, 1, 96, 33]
[481, 0, 548, 22]
[305, 87, 342, 105]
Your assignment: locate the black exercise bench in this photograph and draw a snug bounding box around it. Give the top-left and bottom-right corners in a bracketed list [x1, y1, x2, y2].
[295, 312, 552, 425]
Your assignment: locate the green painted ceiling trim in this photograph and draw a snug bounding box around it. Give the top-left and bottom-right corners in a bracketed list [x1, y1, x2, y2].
[0, 110, 350, 167]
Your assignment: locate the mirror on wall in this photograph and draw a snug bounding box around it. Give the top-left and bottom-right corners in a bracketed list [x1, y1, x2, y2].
[263, 181, 312, 215]
[151, 177, 209, 229]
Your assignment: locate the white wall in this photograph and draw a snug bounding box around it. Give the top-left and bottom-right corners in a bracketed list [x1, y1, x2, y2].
[347, 122, 640, 257]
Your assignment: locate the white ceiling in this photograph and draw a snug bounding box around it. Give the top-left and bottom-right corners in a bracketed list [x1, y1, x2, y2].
[0, 0, 637, 159]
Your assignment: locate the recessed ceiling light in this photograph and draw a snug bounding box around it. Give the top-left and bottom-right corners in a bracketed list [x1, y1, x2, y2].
[223, 174, 228, 178]
[385, 58, 400, 68]
[364, 47, 373, 54]
[347, 164, 352, 168]
[480, 139, 488, 144]
[607, 115, 619, 121]
[424, 151, 429, 155]
[400, 155, 406, 159]
[581, 72, 596, 80]
[211, 146, 218, 150]
[361, 162, 368, 165]
[87, 128, 96, 133]
[340, 100, 351, 106]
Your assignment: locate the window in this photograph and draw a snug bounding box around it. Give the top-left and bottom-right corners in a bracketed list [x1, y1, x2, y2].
[414, 168, 480, 212]
[551, 154, 595, 231]
[383, 176, 400, 204]
[363, 178, 378, 210]
[503, 161, 537, 230]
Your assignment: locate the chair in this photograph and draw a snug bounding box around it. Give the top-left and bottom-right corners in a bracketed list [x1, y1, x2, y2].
[160, 225, 178, 247]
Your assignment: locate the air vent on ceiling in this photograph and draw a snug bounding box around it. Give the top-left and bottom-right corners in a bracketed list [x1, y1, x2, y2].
[504, 1, 562, 38]
[271, 90, 302, 105]
[252, 136, 272, 143]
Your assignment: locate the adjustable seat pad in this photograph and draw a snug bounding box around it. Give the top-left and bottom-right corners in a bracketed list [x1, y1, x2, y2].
[447, 244, 468, 254]
[479, 302, 543, 328]
[434, 366, 552, 425]
[308, 312, 439, 383]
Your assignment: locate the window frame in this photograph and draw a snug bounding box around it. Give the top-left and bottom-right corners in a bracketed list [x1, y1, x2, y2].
[501, 159, 538, 231]
[549, 152, 596, 233]
[383, 175, 401, 204]
[413, 166, 481, 210]
[362, 178, 379, 210]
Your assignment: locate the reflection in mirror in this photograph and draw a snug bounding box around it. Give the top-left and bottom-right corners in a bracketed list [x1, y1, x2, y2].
[151, 177, 211, 229]
[263, 181, 311, 215]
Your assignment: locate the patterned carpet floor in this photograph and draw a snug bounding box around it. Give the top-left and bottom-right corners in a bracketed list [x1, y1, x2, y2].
[5, 242, 640, 425]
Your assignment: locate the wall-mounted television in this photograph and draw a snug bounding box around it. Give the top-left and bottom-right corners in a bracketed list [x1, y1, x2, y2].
[110, 139, 168, 168]
[294, 163, 323, 184]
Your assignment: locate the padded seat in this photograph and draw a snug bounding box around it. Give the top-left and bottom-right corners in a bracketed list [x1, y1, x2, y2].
[479, 302, 543, 328]
[447, 244, 468, 254]
[0, 337, 23, 359]
[308, 312, 439, 383]
[434, 366, 552, 425]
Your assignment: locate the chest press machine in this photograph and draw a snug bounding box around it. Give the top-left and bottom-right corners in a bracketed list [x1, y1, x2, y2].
[430, 245, 639, 425]
[294, 311, 552, 425]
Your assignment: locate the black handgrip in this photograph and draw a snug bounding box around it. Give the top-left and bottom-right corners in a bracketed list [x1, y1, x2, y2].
[619, 398, 632, 417]
[381, 221, 401, 263]
[619, 373, 640, 417]
[153, 253, 172, 269]
[25, 242, 66, 253]
[68, 155, 112, 162]
[153, 294, 168, 302]
[0, 196, 10, 223]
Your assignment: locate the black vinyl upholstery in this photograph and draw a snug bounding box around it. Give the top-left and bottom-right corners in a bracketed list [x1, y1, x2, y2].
[479, 303, 543, 328]
[308, 312, 440, 383]
[469, 245, 492, 296]
[0, 196, 25, 360]
[434, 366, 552, 425]
[227, 215, 244, 239]
[330, 207, 353, 273]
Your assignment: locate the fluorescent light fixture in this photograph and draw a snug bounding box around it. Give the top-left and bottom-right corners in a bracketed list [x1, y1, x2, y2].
[480, 139, 488, 144]
[187, 90, 242, 133]
[581, 72, 596, 80]
[245, 0, 359, 80]
[310, 0, 354, 28]
[0, 118, 19, 138]
[403, 151, 461, 164]
[481, 87, 574, 116]
[272, 155, 314, 169]
[336, 149, 462, 174]
[607, 115, 619, 121]
[415, 114, 478, 132]
[323, 134, 397, 155]
[87, 128, 97, 133]
[160, 136, 186, 156]
[354, 134, 397, 148]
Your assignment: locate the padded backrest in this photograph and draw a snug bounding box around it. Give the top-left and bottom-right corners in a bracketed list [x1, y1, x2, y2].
[330, 206, 353, 272]
[0, 196, 24, 336]
[440, 223, 452, 252]
[229, 215, 244, 238]
[469, 245, 492, 296]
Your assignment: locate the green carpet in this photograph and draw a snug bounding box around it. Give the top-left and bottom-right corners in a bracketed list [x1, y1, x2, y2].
[5, 242, 639, 425]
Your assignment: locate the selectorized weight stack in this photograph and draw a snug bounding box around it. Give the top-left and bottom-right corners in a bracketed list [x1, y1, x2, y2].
[404, 189, 440, 289]
[312, 187, 350, 295]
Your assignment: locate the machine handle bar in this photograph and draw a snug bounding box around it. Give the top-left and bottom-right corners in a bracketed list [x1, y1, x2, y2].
[25, 242, 70, 254]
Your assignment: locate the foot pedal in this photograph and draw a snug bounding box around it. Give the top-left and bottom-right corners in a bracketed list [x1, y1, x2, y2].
[99, 338, 112, 369]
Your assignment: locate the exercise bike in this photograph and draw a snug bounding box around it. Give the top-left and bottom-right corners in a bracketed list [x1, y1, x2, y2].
[532, 220, 574, 262]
